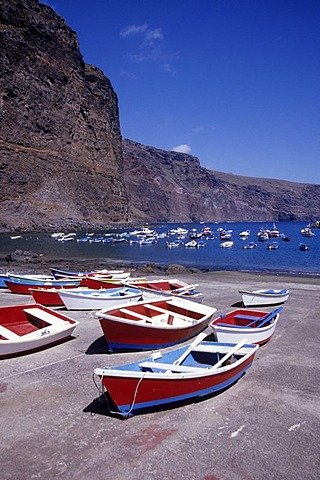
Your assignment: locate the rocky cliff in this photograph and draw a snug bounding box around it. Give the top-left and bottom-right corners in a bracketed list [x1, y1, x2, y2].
[123, 139, 320, 223]
[0, 0, 128, 232]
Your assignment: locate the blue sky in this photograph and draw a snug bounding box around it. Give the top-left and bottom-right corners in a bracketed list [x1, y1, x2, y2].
[43, 0, 319, 184]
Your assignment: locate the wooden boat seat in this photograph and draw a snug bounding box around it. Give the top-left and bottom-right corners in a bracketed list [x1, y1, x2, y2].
[0, 325, 21, 340]
[138, 361, 202, 372]
[215, 322, 251, 329]
[119, 308, 151, 322]
[234, 314, 263, 321]
[192, 344, 245, 354]
[23, 308, 67, 327]
[143, 304, 197, 323]
[119, 308, 175, 326]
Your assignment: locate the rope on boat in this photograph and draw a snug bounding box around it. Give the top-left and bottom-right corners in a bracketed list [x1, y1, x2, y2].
[92, 372, 123, 418]
[125, 374, 146, 418]
[92, 372, 146, 419]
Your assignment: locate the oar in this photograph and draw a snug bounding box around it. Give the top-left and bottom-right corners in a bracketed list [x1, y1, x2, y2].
[173, 331, 208, 365]
[172, 284, 199, 293]
[211, 338, 248, 370]
[256, 306, 283, 328]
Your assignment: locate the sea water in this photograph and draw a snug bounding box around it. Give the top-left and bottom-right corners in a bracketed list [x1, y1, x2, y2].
[0, 221, 319, 276]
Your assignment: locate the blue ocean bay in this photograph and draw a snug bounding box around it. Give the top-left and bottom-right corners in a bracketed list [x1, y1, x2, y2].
[1, 221, 319, 276]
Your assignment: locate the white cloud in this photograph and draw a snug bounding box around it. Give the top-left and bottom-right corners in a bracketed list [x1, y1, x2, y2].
[192, 125, 204, 132]
[144, 28, 163, 46]
[120, 24, 148, 38]
[172, 144, 192, 154]
[120, 23, 170, 64]
[120, 24, 163, 47]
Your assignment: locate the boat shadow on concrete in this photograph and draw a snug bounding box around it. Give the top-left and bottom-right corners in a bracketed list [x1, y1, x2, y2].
[85, 336, 147, 355]
[83, 375, 246, 420]
[85, 335, 110, 354]
[230, 301, 244, 308]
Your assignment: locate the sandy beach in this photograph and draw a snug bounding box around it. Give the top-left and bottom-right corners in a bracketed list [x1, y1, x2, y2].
[1, 269, 319, 480]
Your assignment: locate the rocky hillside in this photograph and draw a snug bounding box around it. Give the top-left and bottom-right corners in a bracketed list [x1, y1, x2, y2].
[123, 139, 320, 223]
[0, 0, 128, 232]
[0, 0, 319, 233]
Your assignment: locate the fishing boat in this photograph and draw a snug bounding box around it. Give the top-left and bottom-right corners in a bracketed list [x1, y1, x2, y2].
[123, 278, 204, 303]
[30, 288, 65, 306]
[220, 241, 234, 248]
[269, 223, 281, 238]
[84, 276, 146, 290]
[95, 297, 216, 352]
[184, 240, 198, 248]
[165, 240, 182, 248]
[58, 287, 143, 310]
[0, 303, 79, 358]
[258, 231, 269, 241]
[239, 229, 251, 239]
[239, 288, 289, 307]
[50, 267, 129, 280]
[210, 307, 282, 345]
[301, 227, 315, 237]
[267, 242, 279, 250]
[7, 273, 55, 282]
[0, 274, 10, 288]
[243, 242, 257, 249]
[299, 243, 308, 251]
[93, 335, 258, 417]
[4, 277, 81, 295]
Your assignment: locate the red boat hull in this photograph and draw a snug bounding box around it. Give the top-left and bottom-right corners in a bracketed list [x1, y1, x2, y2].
[97, 353, 256, 416]
[84, 277, 122, 289]
[30, 289, 64, 306]
[99, 316, 211, 351]
[5, 280, 78, 295]
[97, 298, 216, 352]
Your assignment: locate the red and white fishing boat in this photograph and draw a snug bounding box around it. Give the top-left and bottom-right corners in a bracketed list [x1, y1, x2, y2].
[210, 307, 282, 345]
[30, 287, 78, 306]
[84, 276, 146, 289]
[123, 278, 204, 303]
[4, 278, 81, 295]
[95, 297, 216, 352]
[93, 335, 258, 417]
[0, 304, 79, 358]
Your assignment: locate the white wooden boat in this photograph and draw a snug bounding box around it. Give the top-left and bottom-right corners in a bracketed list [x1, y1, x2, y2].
[210, 307, 282, 345]
[239, 288, 289, 307]
[0, 304, 79, 358]
[220, 241, 234, 248]
[58, 287, 143, 310]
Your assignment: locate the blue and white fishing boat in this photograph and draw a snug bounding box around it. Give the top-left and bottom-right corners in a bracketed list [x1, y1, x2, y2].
[239, 288, 289, 307]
